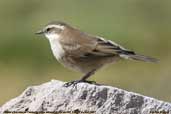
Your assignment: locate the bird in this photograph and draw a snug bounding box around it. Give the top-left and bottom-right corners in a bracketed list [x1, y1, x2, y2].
[36, 21, 158, 87]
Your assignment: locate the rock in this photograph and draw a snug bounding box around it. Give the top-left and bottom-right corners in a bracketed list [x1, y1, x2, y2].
[0, 80, 171, 114]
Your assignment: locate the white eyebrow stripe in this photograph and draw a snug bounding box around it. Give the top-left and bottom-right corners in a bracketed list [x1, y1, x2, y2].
[47, 25, 65, 30]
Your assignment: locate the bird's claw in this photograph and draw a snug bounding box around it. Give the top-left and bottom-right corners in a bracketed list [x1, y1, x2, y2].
[63, 80, 96, 87]
[83, 80, 96, 84]
[63, 80, 81, 87]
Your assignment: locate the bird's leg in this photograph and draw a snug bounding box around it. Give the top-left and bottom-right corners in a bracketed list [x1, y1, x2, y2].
[63, 69, 96, 87]
[79, 69, 96, 83]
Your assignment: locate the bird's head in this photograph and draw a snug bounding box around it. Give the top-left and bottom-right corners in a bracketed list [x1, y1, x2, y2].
[36, 21, 68, 40]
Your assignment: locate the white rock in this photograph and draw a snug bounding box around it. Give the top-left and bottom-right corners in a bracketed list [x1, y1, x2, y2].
[0, 80, 171, 114]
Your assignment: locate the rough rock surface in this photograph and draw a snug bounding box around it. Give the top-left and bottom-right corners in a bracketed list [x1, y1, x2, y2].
[0, 80, 171, 114]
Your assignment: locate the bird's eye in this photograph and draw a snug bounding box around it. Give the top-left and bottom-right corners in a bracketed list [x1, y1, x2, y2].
[46, 28, 51, 32]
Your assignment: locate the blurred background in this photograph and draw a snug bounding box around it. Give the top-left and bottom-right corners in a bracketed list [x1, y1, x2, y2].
[0, 0, 171, 105]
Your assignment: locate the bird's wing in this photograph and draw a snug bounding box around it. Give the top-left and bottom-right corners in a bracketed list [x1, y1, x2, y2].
[60, 32, 157, 62]
[60, 34, 134, 58]
[92, 36, 158, 62]
[91, 36, 135, 56]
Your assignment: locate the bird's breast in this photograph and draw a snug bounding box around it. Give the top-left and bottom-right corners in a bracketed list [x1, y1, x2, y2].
[49, 39, 65, 60]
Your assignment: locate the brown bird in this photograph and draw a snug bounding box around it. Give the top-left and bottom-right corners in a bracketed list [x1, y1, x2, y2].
[36, 21, 158, 87]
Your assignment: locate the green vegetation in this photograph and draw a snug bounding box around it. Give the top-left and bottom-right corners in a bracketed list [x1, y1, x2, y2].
[0, 0, 171, 105]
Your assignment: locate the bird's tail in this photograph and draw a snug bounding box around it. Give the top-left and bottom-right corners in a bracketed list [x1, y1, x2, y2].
[120, 53, 158, 63]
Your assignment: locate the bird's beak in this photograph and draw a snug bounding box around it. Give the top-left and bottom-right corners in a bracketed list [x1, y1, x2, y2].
[35, 30, 44, 35]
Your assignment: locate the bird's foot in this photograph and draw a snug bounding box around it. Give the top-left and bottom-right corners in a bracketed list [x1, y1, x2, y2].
[63, 80, 81, 87]
[63, 80, 96, 87]
[83, 80, 96, 84]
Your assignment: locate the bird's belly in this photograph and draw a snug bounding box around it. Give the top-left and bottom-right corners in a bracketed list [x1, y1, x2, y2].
[59, 55, 120, 74]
